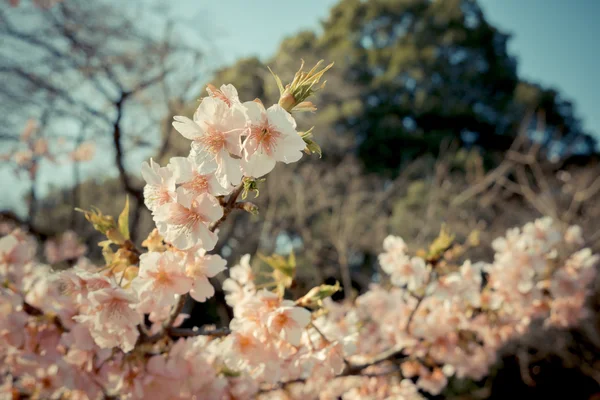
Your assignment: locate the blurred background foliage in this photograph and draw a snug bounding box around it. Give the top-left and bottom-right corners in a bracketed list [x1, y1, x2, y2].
[1, 0, 600, 397]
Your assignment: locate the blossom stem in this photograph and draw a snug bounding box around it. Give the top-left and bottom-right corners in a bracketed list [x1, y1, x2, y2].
[167, 326, 231, 338]
[208, 180, 246, 233]
[259, 346, 408, 393]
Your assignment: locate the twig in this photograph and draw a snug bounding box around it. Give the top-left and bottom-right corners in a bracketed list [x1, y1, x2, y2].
[167, 326, 231, 338]
[0, 211, 54, 240]
[22, 301, 67, 332]
[259, 346, 407, 393]
[209, 181, 246, 233]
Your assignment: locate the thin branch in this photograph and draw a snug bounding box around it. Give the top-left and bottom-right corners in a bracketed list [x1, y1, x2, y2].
[168, 326, 231, 338]
[259, 346, 407, 393]
[0, 211, 54, 240]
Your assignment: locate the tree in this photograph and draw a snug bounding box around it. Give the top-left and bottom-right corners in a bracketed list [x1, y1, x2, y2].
[0, 0, 207, 237]
[207, 0, 596, 175]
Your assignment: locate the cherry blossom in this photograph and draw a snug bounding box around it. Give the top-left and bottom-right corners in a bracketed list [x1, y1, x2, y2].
[182, 247, 227, 302]
[141, 158, 176, 213]
[241, 101, 306, 178]
[223, 253, 256, 308]
[44, 230, 87, 264]
[153, 187, 223, 250]
[2, 63, 598, 399]
[267, 304, 311, 346]
[173, 95, 247, 187]
[73, 284, 142, 352]
[206, 83, 242, 107]
[133, 251, 192, 312]
[168, 156, 231, 197]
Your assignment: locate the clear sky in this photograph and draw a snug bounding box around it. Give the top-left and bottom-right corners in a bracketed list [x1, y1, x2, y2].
[179, 0, 600, 137]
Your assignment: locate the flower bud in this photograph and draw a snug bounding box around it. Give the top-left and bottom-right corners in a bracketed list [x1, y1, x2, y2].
[269, 60, 333, 113]
[76, 207, 117, 236]
[278, 91, 297, 112]
[237, 202, 259, 215]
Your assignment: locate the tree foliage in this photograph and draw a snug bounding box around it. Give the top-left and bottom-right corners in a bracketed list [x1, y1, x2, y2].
[207, 0, 596, 175]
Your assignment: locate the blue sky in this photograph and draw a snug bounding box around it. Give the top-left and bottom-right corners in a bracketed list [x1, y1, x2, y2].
[181, 0, 599, 137]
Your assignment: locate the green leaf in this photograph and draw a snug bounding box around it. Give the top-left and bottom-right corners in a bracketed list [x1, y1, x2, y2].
[118, 196, 130, 241]
[305, 139, 322, 158]
[427, 224, 455, 260]
[267, 66, 285, 95]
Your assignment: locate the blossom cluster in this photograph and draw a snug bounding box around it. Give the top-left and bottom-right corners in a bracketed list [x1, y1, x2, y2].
[220, 255, 356, 387]
[1, 61, 598, 399]
[305, 217, 598, 397]
[1, 214, 597, 399]
[1, 63, 333, 398]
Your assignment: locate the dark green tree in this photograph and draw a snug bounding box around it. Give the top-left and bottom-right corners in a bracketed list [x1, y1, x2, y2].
[207, 0, 595, 175]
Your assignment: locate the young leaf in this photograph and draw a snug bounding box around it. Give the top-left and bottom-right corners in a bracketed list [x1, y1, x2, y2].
[118, 196, 130, 241]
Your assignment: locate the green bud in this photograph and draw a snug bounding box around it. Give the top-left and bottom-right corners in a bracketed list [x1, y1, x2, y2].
[297, 281, 341, 308]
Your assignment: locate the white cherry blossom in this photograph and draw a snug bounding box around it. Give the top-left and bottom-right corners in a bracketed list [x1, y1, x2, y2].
[241, 101, 306, 178]
[172, 95, 247, 187]
[153, 187, 223, 251]
[141, 158, 176, 213]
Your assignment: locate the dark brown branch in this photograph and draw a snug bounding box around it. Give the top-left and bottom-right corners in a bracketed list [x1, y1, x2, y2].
[209, 181, 246, 233]
[168, 326, 231, 338]
[22, 301, 67, 332]
[0, 211, 53, 240]
[259, 347, 407, 393]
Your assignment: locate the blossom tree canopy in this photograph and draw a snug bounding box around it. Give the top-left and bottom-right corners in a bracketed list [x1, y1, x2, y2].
[0, 60, 598, 400]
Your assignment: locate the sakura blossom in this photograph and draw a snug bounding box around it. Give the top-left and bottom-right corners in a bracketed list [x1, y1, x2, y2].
[223, 253, 256, 308]
[153, 187, 223, 250]
[267, 303, 311, 346]
[2, 63, 598, 400]
[206, 83, 242, 107]
[172, 95, 247, 187]
[168, 155, 231, 197]
[72, 284, 142, 351]
[241, 101, 306, 178]
[133, 251, 192, 312]
[182, 247, 227, 302]
[141, 158, 176, 213]
[44, 230, 87, 264]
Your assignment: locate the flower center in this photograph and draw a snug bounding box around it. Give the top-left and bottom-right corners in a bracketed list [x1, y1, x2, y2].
[238, 333, 259, 353]
[185, 260, 205, 277]
[170, 203, 205, 227]
[197, 124, 226, 155]
[272, 312, 290, 330]
[250, 121, 281, 156]
[181, 173, 209, 195]
[211, 90, 231, 107]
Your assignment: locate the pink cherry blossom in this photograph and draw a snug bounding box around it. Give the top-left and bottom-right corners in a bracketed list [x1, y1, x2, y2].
[141, 158, 176, 213]
[183, 248, 227, 302]
[206, 83, 242, 107]
[44, 230, 87, 264]
[267, 304, 311, 346]
[133, 251, 192, 312]
[173, 95, 247, 187]
[223, 254, 256, 308]
[168, 155, 231, 197]
[73, 284, 142, 352]
[153, 187, 223, 250]
[241, 101, 306, 178]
